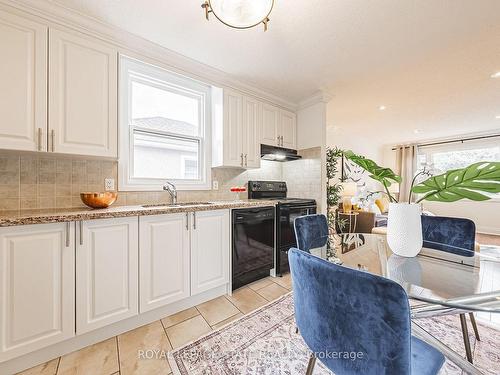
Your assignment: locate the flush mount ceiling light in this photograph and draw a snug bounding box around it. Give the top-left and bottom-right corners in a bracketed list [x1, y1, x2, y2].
[379, 105, 387, 111]
[201, 0, 274, 31]
[491, 72, 500, 78]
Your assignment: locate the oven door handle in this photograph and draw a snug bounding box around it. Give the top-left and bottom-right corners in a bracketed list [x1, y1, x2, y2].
[280, 205, 317, 211]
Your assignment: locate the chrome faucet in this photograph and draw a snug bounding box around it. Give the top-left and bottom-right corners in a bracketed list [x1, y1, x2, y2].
[162, 181, 177, 204]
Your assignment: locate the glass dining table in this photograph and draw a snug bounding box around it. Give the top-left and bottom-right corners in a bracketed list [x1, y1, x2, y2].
[316, 233, 500, 375]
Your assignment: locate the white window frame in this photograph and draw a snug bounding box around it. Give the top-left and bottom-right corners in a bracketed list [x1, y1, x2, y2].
[417, 137, 500, 202]
[119, 56, 212, 191]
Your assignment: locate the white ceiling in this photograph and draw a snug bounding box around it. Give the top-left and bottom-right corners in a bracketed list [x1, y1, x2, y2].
[50, 0, 500, 143]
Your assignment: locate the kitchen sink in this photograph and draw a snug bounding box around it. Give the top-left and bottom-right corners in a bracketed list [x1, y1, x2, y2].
[142, 202, 213, 208]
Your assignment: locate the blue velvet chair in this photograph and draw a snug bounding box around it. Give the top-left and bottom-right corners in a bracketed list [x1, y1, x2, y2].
[421, 215, 479, 363]
[294, 214, 329, 253]
[421, 215, 476, 257]
[288, 248, 445, 375]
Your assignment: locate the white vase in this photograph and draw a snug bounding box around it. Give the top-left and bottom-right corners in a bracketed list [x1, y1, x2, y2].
[387, 203, 423, 257]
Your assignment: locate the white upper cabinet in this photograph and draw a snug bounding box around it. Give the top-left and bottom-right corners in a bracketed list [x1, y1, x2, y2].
[242, 96, 261, 168]
[223, 89, 244, 167]
[190, 210, 230, 295]
[279, 109, 297, 149]
[212, 88, 261, 168]
[0, 223, 75, 361]
[49, 29, 118, 157]
[76, 217, 138, 334]
[0, 10, 47, 152]
[139, 213, 190, 313]
[261, 103, 280, 147]
[261, 105, 297, 149]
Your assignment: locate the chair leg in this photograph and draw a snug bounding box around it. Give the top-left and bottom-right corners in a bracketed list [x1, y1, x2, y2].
[459, 314, 473, 363]
[306, 354, 316, 375]
[469, 313, 480, 341]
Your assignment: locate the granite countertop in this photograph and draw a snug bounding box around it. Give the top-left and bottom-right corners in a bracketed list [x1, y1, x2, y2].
[0, 200, 277, 227]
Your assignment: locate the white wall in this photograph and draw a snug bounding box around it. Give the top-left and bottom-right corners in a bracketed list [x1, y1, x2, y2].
[326, 99, 385, 163]
[297, 95, 329, 213]
[297, 101, 326, 150]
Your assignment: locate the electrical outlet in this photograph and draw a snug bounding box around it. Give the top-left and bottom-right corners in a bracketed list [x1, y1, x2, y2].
[104, 178, 115, 191]
[212, 180, 219, 190]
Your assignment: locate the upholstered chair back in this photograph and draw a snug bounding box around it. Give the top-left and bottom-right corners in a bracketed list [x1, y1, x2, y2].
[289, 248, 413, 374]
[421, 216, 476, 257]
[294, 214, 329, 253]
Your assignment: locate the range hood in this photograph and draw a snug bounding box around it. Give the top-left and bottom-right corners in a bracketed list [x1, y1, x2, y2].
[260, 144, 301, 162]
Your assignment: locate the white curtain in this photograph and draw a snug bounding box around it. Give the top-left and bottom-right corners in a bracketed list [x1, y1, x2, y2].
[395, 145, 417, 203]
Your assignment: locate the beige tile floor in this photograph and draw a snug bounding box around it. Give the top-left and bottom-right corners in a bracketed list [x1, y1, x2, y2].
[18, 273, 292, 375]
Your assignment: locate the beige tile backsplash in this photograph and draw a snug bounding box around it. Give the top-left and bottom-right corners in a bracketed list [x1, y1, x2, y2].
[0, 149, 321, 211]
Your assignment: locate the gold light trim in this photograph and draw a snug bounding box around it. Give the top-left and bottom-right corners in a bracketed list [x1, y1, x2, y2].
[201, 0, 274, 31]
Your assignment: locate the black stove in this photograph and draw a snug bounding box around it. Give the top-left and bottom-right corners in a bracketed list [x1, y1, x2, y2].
[248, 181, 317, 276]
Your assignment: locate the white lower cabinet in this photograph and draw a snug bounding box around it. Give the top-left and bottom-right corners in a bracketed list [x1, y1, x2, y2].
[76, 217, 139, 334]
[191, 210, 230, 295]
[139, 213, 190, 313]
[0, 223, 75, 361]
[0, 209, 230, 364]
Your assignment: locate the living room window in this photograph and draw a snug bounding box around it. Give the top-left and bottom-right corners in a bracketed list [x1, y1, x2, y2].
[119, 56, 211, 190]
[417, 137, 500, 199]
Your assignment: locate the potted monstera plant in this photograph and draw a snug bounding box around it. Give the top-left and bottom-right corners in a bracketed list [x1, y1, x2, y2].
[343, 150, 500, 257]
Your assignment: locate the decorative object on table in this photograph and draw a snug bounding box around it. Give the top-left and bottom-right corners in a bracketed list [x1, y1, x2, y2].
[201, 0, 274, 31]
[344, 150, 500, 257]
[326, 147, 348, 231]
[80, 192, 117, 209]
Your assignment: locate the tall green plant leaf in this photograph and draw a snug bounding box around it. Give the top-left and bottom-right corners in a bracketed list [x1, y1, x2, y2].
[413, 162, 500, 202]
[344, 150, 402, 187]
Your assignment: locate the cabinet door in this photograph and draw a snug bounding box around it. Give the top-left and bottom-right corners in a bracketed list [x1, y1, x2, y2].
[191, 210, 230, 295]
[261, 103, 279, 146]
[139, 214, 190, 313]
[76, 217, 138, 334]
[0, 10, 47, 152]
[49, 28, 117, 157]
[279, 110, 297, 149]
[0, 223, 74, 361]
[242, 96, 261, 168]
[223, 90, 244, 167]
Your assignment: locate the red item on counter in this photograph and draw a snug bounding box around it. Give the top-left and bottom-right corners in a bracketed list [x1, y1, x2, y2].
[230, 187, 247, 193]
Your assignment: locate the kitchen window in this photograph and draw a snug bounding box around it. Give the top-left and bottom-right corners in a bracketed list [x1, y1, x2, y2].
[119, 56, 211, 190]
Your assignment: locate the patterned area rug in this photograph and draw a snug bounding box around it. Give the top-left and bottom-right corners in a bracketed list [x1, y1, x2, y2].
[168, 294, 499, 375]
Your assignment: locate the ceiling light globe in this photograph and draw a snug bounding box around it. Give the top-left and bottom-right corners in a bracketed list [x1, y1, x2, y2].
[208, 0, 274, 29]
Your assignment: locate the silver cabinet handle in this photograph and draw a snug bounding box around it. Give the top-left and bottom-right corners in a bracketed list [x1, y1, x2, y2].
[193, 212, 196, 230]
[79, 221, 83, 245]
[65, 222, 70, 247]
[280, 135, 284, 146]
[277, 135, 280, 145]
[37, 128, 42, 151]
[185, 212, 189, 230]
[240, 153, 244, 166]
[51, 130, 55, 152]
[244, 154, 248, 167]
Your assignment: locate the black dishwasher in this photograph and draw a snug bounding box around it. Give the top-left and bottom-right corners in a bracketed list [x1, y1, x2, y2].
[232, 207, 275, 290]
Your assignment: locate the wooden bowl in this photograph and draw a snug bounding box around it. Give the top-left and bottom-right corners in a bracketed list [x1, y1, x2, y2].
[80, 192, 117, 209]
